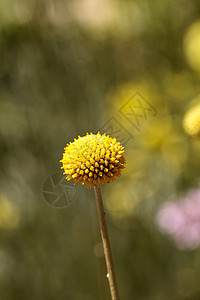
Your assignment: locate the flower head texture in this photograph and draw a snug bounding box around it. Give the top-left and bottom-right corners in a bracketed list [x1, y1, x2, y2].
[156, 188, 200, 249]
[183, 104, 200, 138]
[60, 132, 126, 188]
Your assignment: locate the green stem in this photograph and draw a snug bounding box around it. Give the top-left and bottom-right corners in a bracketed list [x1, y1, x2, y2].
[93, 185, 120, 300]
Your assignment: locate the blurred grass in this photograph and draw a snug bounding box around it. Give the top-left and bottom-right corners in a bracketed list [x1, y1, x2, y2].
[1, 0, 200, 299]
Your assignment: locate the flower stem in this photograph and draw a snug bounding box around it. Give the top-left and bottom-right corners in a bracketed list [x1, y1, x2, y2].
[93, 185, 120, 300]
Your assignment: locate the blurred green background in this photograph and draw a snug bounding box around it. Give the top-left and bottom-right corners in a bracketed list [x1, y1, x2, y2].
[1, 0, 200, 299]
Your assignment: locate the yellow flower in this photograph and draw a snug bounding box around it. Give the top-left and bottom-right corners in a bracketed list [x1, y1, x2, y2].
[60, 132, 126, 188]
[183, 104, 200, 138]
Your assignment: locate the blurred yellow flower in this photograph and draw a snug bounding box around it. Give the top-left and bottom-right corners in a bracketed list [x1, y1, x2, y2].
[184, 20, 200, 74]
[138, 117, 172, 151]
[107, 80, 165, 113]
[0, 195, 19, 230]
[183, 104, 200, 138]
[138, 116, 188, 175]
[60, 132, 126, 188]
[106, 184, 138, 220]
[163, 72, 196, 102]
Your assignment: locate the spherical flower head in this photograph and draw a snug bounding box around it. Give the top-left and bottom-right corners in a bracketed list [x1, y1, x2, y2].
[183, 104, 200, 138]
[60, 132, 126, 188]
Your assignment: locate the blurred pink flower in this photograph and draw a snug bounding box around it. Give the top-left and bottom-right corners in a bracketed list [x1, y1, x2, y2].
[156, 189, 200, 249]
